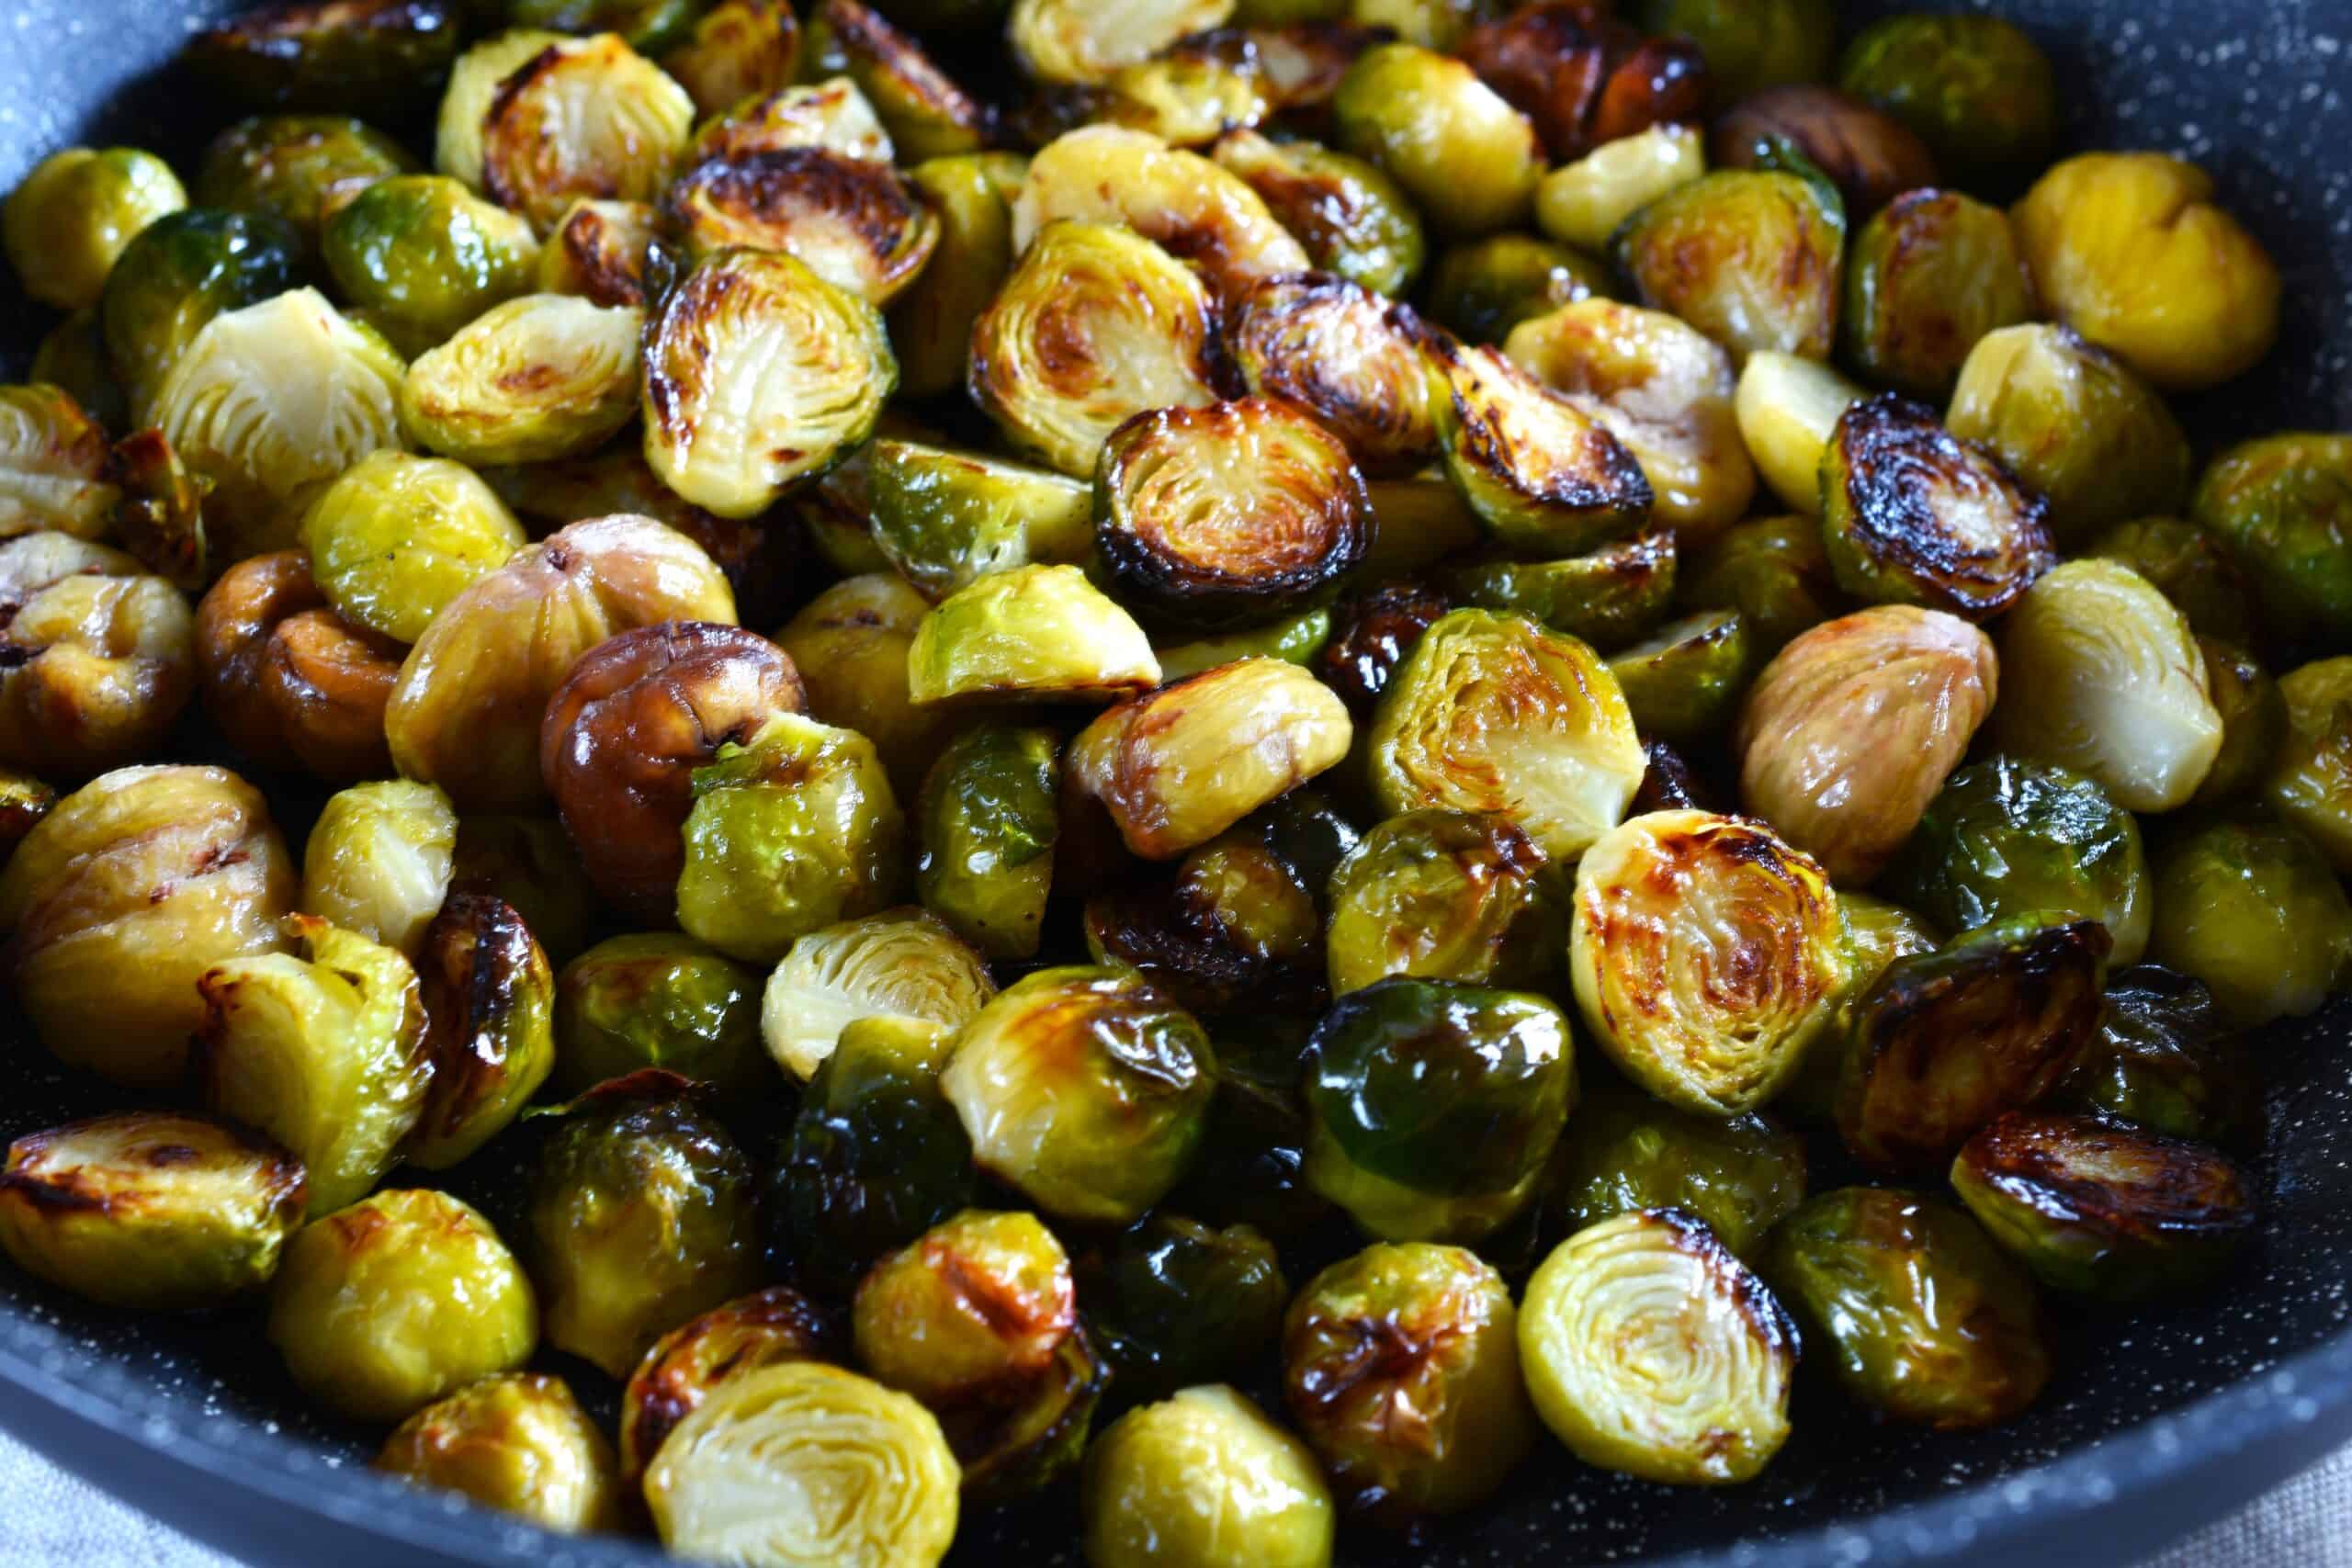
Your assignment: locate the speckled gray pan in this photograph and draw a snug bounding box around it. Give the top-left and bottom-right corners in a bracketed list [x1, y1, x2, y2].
[3, 2, 2352, 1565]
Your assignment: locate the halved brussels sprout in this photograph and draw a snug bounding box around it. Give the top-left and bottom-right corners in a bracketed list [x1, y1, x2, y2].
[676, 713, 906, 964]
[102, 207, 303, 421]
[377, 1371, 620, 1534]
[643, 246, 895, 517]
[941, 966, 1216, 1225]
[1765, 1187, 2048, 1428]
[1947, 326, 2191, 549]
[645, 1361, 960, 1568]
[2195, 638, 2287, 809]
[1991, 559, 2222, 814]
[2267, 657, 2352, 870]
[1952, 1111, 2254, 1302]
[2011, 152, 2279, 393]
[2059, 967, 2261, 1149]
[808, 0, 997, 162]
[1820, 392, 2054, 620]
[1085, 1384, 1334, 1568]
[403, 894, 556, 1169]
[1537, 121, 1706, 254]
[1709, 84, 1938, 221]
[1555, 1089, 1807, 1258]
[971, 219, 1221, 478]
[193, 551, 403, 782]
[1084, 831, 1325, 1017]
[1615, 171, 1843, 366]
[152, 288, 408, 561]
[0, 535, 195, 779]
[556, 934, 765, 1097]
[1331, 42, 1542, 237]
[2089, 518, 2258, 649]
[1227, 274, 1442, 478]
[477, 34, 695, 232]
[1072, 53, 1277, 150]
[1011, 0, 1234, 82]
[2191, 433, 2352, 642]
[322, 175, 539, 355]
[617, 1285, 835, 1484]
[1635, 0, 1835, 107]
[915, 723, 1060, 959]
[665, 150, 940, 306]
[2149, 818, 2352, 1027]
[269, 1188, 537, 1424]
[1434, 342, 1654, 558]
[662, 0, 800, 115]
[1423, 232, 1612, 347]
[1077, 1215, 1288, 1401]
[1835, 12, 2053, 194]
[865, 441, 1093, 604]
[187, 0, 463, 117]
[1369, 607, 1645, 863]
[0, 385, 119, 543]
[536, 198, 673, 307]
[449, 814, 597, 967]
[1282, 1241, 1535, 1523]
[778, 573, 956, 796]
[1443, 529, 1679, 653]
[527, 1079, 763, 1378]
[1838, 913, 2111, 1176]
[0, 1111, 304, 1311]
[1839, 188, 2034, 399]
[401, 292, 642, 466]
[761, 908, 994, 1082]
[7, 145, 187, 310]
[294, 782, 455, 963]
[1571, 810, 1847, 1116]
[436, 28, 571, 192]
[1325, 808, 1562, 996]
[907, 563, 1160, 706]
[197, 114, 420, 259]
[1506, 299, 1757, 544]
[0, 764, 296, 1089]
[1732, 351, 1864, 516]
[1734, 605, 1996, 884]
[298, 451, 524, 646]
[1211, 130, 1425, 297]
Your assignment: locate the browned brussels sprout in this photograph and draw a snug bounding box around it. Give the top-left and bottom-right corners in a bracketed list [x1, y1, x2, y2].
[1211, 130, 1426, 298]
[1838, 913, 2111, 1176]
[913, 723, 1058, 961]
[556, 934, 767, 1098]
[1555, 1090, 1807, 1258]
[1423, 233, 1612, 346]
[195, 115, 418, 260]
[1839, 189, 2035, 399]
[1434, 341, 1654, 558]
[477, 33, 695, 232]
[665, 150, 942, 306]
[1319, 580, 1455, 715]
[1075, 1214, 1287, 1401]
[2147, 818, 2352, 1028]
[403, 894, 556, 1169]
[1615, 170, 1843, 366]
[0, 387, 118, 544]
[2056, 967, 2261, 1149]
[809, 0, 998, 163]
[2087, 517, 2258, 648]
[1458, 4, 1707, 164]
[1330, 42, 1543, 238]
[537, 198, 675, 308]
[1710, 85, 1937, 220]
[661, 0, 801, 116]
[1782, 891, 1942, 1126]
[1766, 1187, 2049, 1429]
[376, 1372, 622, 1533]
[1228, 273, 1443, 479]
[187, 0, 463, 118]
[616, 1286, 835, 1485]
[1836, 13, 2056, 195]
[1325, 808, 1562, 996]
[1443, 531, 1681, 652]
[1085, 833, 1325, 1017]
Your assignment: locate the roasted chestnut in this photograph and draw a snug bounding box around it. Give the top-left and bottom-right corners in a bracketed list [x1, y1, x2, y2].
[194, 550, 403, 783]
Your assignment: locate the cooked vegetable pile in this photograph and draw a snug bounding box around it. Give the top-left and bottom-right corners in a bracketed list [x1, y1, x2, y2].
[0, 0, 2335, 1562]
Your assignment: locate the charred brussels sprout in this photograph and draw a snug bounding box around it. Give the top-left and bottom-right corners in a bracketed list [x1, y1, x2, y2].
[403, 895, 556, 1169]
[1555, 1090, 1807, 1258]
[1435, 342, 1653, 558]
[1537, 121, 1705, 254]
[1229, 274, 1442, 479]
[2089, 519, 2258, 649]
[322, 175, 539, 355]
[760, 908, 995, 1082]
[0, 1112, 304, 1311]
[1838, 913, 2111, 1176]
[1820, 392, 2054, 619]
[866, 439, 1092, 605]
[2149, 818, 2352, 1027]
[377, 1371, 620, 1533]
[0, 386, 119, 543]
[1571, 811, 1847, 1115]
[404, 293, 643, 466]
[2059, 968, 2261, 1148]
[1732, 352, 1865, 516]
[907, 563, 1160, 707]
[1682, 513, 1842, 653]
[5, 147, 187, 312]
[299, 780, 456, 958]
[101, 207, 302, 419]
[1331, 42, 1542, 237]
[2191, 434, 2352, 641]
[435, 28, 568, 193]
[187, 0, 461, 117]
[1835, 14, 2055, 194]
[0, 534, 196, 779]
[1326, 808, 1562, 995]
[536, 198, 672, 307]
[556, 934, 765, 1097]
[196, 114, 416, 258]
[941, 966, 1216, 1225]
[915, 723, 1059, 960]
[1212, 130, 1424, 297]
[526, 1081, 763, 1379]
[808, 0, 998, 163]
[1303, 977, 1573, 1243]
[448, 815, 596, 967]
[1084, 832, 1325, 1016]
[778, 574, 955, 795]
[1084, 1384, 1335, 1568]
[1615, 171, 1843, 366]
[1735, 606, 1996, 885]
[1282, 1241, 1535, 1522]
[662, 0, 801, 116]
[617, 1285, 835, 1484]
[1635, 0, 1834, 107]
[1443, 529, 1677, 653]
[1766, 1187, 2049, 1428]
[2267, 657, 2352, 870]
[665, 149, 939, 306]
[1076, 1215, 1286, 1400]
[477, 34, 695, 233]
[1423, 233, 1611, 346]
[270, 1189, 537, 1423]
[1840, 189, 2035, 400]
[2012, 152, 2279, 393]
[299, 451, 526, 646]
[1607, 610, 1751, 744]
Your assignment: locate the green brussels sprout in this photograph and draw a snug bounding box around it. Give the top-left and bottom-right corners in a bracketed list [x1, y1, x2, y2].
[1444, 529, 1679, 652]
[2198, 638, 2290, 810]
[1325, 808, 1564, 996]
[769, 1014, 976, 1298]
[1887, 757, 2152, 970]
[1837, 13, 2056, 195]
[508, 0, 703, 52]
[101, 207, 302, 419]
[1839, 189, 2035, 400]
[1331, 42, 1541, 238]
[1992, 560, 2222, 813]
[760, 908, 994, 1082]
[526, 1077, 764, 1378]
[675, 713, 906, 965]
[1951, 1111, 2255, 1302]
[1228, 273, 1443, 480]
[1765, 1187, 2049, 1428]
[779, 574, 957, 798]
[941, 966, 1216, 1225]
[376, 1371, 622, 1533]
[913, 723, 1058, 960]
[1521, 1209, 1798, 1484]
[1424, 234, 1611, 346]
[1607, 610, 1750, 744]
[435, 28, 570, 193]
[1838, 913, 2112, 1176]
[853, 1208, 1105, 1498]
[1303, 976, 1573, 1243]
[645, 1361, 959, 1568]
[2191, 433, 2352, 642]
[195, 115, 418, 259]
[402, 894, 556, 1169]
[0, 767, 55, 864]
[617, 1285, 836, 1485]
[29, 310, 128, 433]
[2056, 967, 2261, 1149]
[2267, 657, 2352, 870]
[1010, 0, 1231, 84]
[187, 0, 464, 118]
[2148, 818, 2352, 1027]
[556, 934, 767, 1098]
[1635, 0, 1835, 107]
[1210, 130, 1424, 298]
[2087, 517, 2259, 647]
[321, 175, 540, 355]
[477, 33, 696, 233]
[1820, 392, 2055, 620]
[908, 563, 1161, 707]
[269, 1188, 537, 1424]
[1615, 171, 1843, 366]
[1084, 1384, 1336, 1568]
[5, 147, 187, 311]
[1282, 1241, 1536, 1522]
[808, 0, 997, 163]
[1948, 326, 2194, 549]
[1733, 352, 1865, 515]
[296, 451, 524, 646]
[1435, 341, 1653, 563]
[1537, 121, 1707, 254]
[0, 385, 120, 543]
[0, 1111, 304, 1311]
[1075, 1215, 1287, 1401]
[889, 153, 1020, 399]
[1555, 1090, 1808, 1258]
[197, 913, 430, 1217]
[403, 292, 644, 466]
[450, 814, 596, 966]
[661, 0, 802, 115]
[1154, 604, 1333, 682]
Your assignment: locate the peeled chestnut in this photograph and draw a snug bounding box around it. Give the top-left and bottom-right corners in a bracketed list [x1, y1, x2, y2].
[1710, 85, 1939, 220]
[539, 621, 808, 924]
[194, 550, 403, 782]
[1319, 581, 1454, 717]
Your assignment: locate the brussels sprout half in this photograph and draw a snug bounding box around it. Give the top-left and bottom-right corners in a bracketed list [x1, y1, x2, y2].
[537, 198, 675, 308]
[0, 385, 119, 544]
[2057, 967, 2261, 1149]
[2149, 818, 2352, 1027]
[478, 33, 695, 233]
[101, 207, 303, 422]
[1331, 42, 1543, 238]
[698, 67, 890, 167]
[1326, 807, 1564, 996]
[2191, 433, 2352, 643]
[1444, 528, 1679, 653]
[666, 149, 940, 307]
[376, 1371, 622, 1534]
[760, 908, 994, 1083]
[1537, 121, 1706, 254]
[1839, 188, 2035, 400]
[1227, 273, 1444, 479]
[1212, 130, 1426, 297]
[195, 112, 417, 257]
[907, 563, 1161, 707]
[1555, 1089, 1807, 1258]
[1084, 1385, 1336, 1568]
[662, 0, 801, 115]
[402, 294, 643, 467]
[1615, 170, 1843, 367]
[1010, 0, 1233, 84]
[6, 146, 188, 312]
[616, 1285, 836, 1485]
[888, 152, 1024, 400]
[294, 778, 453, 959]
[809, 0, 999, 163]
[1435, 341, 1654, 562]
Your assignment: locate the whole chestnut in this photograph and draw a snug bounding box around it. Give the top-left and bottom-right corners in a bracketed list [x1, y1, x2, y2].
[1461, 4, 1709, 164]
[1710, 85, 1939, 220]
[195, 551, 404, 783]
[540, 622, 808, 924]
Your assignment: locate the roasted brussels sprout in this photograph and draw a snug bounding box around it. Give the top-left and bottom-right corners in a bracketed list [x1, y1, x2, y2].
[401, 894, 556, 1169]
[187, 0, 462, 117]
[1442, 529, 1677, 654]
[2196, 638, 2288, 810]
[555, 934, 764, 1098]
[1555, 1090, 1807, 1258]
[1433, 341, 1653, 557]
[2266, 657, 2352, 870]
[1282, 1241, 1535, 1522]
[1635, 0, 1834, 107]
[914, 723, 1059, 960]
[538, 621, 804, 923]
[0, 1111, 304, 1312]
[1325, 808, 1562, 996]
[1735, 605, 1996, 884]
[195, 114, 418, 258]
[297, 451, 524, 647]
[377, 1371, 620, 1533]
[1084, 831, 1324, 1017]
[1838, 189, 2035, 400]
[1331, 42, 1542, 238]
[1211, 130, 1424, 298]
[449, 813, 597, 967]
[1838, 913, 2111, 1176]
[941, 966, 1216, 1225]
[0, 386, 119, 543]
[2011, 152, 2279, 392]
[664, 149, 940, 307]
[475, 33, 695, 232]
[1075, 1214, 1286, 1400]
[101, 206, 302, 419]
[1010, 0, 1232, 84]
[2191, 433, 2352, 642]
[322, 175, 539, 355]
[690, 72, 893, 164]
[1766, 1187, 2048, 1429]
[1304, 976, 1573, 1242]
[659, 0, 801, 114]
[435, 28, 569, 192]
[617, 1285, 834, 1484]
[1805, 891, 1940, 1095]
[536, 197, 673, 307]
[760, 908, 993, 1082]
[808, 0, 997, 163]
[401, 292, 643, 465]
[386, 514, 737, 812]
[1572, 810, 1847, 1115]
[1833, 12, 2054, 194]
[270, 1188, 537, 1423]
[1422, 233, 1611, 347]
[1606, 609, 1751, 744]
[297, 780, 456, 960]
[2087, 518, 2258, 649]
[1709, 85, 1937, 221]
[2058, 967, 2260, 1148]
[1820, 392, 2054, 619]
[907, 563, 1161, 707]
[888, 152, 1023, 398]
[1731, 352, 1864, 516]
[1228, 274, 1442, 478]
[0, 764, 296, 1089]
[6, 147, 187, 312]
[1152, 604, 1334, 682]
[1615, 170, 1843, 366]
[778, 573, 956, 796]
[1084, 1383, 1334, 1568]
[0, 533, 196, 779]
[2148, 818, 2352, 1027]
